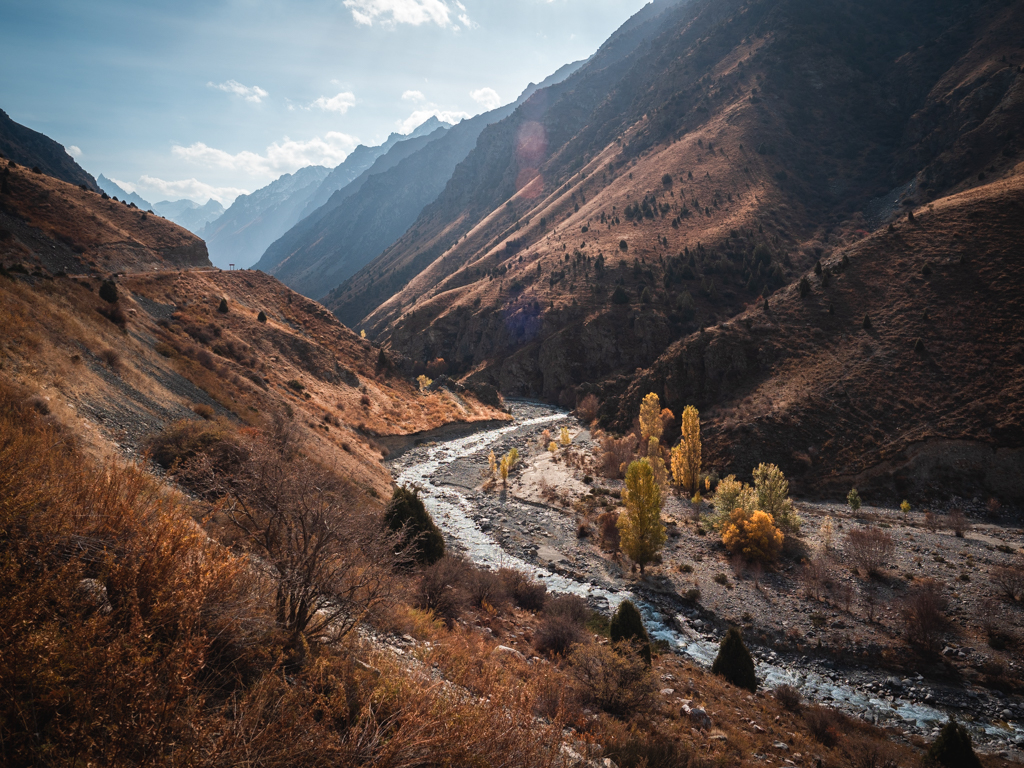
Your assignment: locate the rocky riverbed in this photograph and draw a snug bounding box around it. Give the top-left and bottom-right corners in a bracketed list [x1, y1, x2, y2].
[388, 401, 1024, 760]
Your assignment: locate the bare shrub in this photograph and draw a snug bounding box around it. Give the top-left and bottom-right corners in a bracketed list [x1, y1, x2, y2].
[773, 684, 802, 711]
[843, 736, 902, 768]
[415, 556, 468, 625]
[465, 567, 510, 612]
[803, 705, 850, 747]
[845, 526, 895, 577]
[598, 510, 621, 551]
[946, 508, 969, 538]
[991, 565, 1024, 603]
[576, 393, 599, 425]
[535, 614, 587, 656]
[802, 557, 834, 602]
[98, 347, 121, 369]
[899, 578, 949, 651]
[600, 432, 637, 478]
[567, 640, 655, 718]
[498, 568, 547, 611]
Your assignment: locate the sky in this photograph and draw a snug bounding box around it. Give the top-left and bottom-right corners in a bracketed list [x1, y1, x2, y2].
[0, 0, 651, 206]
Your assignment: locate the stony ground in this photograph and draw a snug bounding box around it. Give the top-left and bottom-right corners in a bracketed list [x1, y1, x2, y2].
[403, 402, 1024, 759]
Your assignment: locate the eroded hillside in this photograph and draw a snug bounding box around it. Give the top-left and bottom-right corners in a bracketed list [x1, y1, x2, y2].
[327, 0, 1022, 405]
[0, 158, 210, 273]
[605, 169, 1024, 502]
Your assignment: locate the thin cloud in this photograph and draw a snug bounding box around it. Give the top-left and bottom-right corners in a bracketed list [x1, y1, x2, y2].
[343, 0, 453, 27]
[402, 90, 427, 102]
[172, 132, 359, 179]
[207, 79, 269, 103]
[470, 87, 501, 111]
[311, 92, 357, 114]
[398, 108, 468, 134]
[66, 145, 82, 159]
[113, 176, 249, 207]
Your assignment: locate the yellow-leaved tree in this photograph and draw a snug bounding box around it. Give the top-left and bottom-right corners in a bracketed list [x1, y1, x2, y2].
[499, 448, 519, 485]
[639, 393, 663, 445]
[670, 405, 702, 494]
[647, 436, 668, 488]
[559, 426, 572, 447]
[617, 458, 666, 575]
[722, 509, 783, 563]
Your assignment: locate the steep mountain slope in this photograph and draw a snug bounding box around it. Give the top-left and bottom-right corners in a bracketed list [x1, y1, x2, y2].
[201, 165, 329, 270]
[258, 59, 586, 300]
[606, 168, 1024, 502]
[96, 174, 153, 211]
[0, 108, 99, 191]
[0, 157, 209, 273]
[299, 116, 450, 219]
[154, 198, 225, 234]
[327, 0, 1023, 403]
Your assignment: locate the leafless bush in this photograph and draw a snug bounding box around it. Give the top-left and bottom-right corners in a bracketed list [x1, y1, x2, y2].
[598, 511, 620, 552]
[845, 526, 895, 577]
[98, 347, 121, 369]
[946, 508, 969, 538]
[465, 567, 510, 612]
[576, 394, 600, 425]
[802, 557, 834, 601]
[773, 684, 802, 711]
[567, 640, 655, 718]
[899, 578, 949, 651]
[415, 556, 469, 625]
[600, 432, 637, 478]
[843, 736, 902, 768]
[991, 565, 1024, 603]
[803, 705, 850, 747]
[498, 568, 547, 611]
[535, 595, 590, 656]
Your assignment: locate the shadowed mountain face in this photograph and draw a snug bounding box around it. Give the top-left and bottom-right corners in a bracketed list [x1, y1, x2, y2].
[317, 0, 1023, 502]
[254, 59, 586, 300]
[299, 117, 450, 221]
[0, 109, 99, 191]
[201, 165, 330, 270]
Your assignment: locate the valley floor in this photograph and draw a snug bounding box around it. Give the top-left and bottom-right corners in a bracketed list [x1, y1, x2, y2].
[389, 402, 1024, 760]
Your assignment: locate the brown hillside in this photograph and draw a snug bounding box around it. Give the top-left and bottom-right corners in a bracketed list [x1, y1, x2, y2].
[0, 267, 507, 500]
[604, 169, 1024, 503]
[0, 158, 209, 274]
[327, 0, 1024, 416]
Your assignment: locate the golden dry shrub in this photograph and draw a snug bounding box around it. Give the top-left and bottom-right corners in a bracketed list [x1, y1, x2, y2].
[722, 509, 783, 563]
[638, 392, 663, 445]
[618, 459, 665, 574]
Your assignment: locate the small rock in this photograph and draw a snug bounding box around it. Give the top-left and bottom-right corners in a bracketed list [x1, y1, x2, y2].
[773, 741, 789, 751]
[492, 645, 526, 662]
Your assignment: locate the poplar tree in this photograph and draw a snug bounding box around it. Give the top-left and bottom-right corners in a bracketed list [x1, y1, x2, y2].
[638, 393, 663, 445]
[671, 405, 702, 494]
[618, 459, 665, 575]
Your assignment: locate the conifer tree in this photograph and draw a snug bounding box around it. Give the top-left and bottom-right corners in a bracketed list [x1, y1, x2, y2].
[610, 599, 652, 665]
[618, 459, 665, 575]
[384, 486, 445, 565]
[925, 720, 982, 768]
[712, 627, 758, 691]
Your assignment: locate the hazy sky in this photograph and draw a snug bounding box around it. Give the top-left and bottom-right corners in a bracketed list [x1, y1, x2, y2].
[1, 0, 650, 205]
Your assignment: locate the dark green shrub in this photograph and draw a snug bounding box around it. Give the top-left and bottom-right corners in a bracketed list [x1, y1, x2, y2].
[611, 600, 651, 665]
[384, 485, 445, 565]
[257, 310, 267, 323]
[217, 297, 229, 314]
[925, 720, 981, 768]
[98, 280, 119, 304]
[862, 314, 872, 330]
[619, 240, 628, 252]
[711, 627, 757, 691]
[611, 286, 630, 304]
[798, 276, 811, 297]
